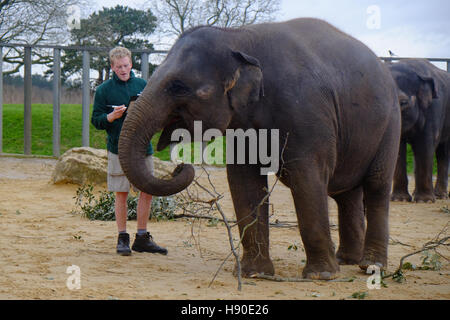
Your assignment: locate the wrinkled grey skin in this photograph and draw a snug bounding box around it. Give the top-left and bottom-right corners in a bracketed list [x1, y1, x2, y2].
[118, 18, 401, 279]
[389, 59, 450, 203]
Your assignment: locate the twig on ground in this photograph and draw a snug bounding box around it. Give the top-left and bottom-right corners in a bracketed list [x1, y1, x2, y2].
[389, 237, 415, 247]
[16, 235, 48, 239]
[384, 223, 450, 280]
[251, 273, 358, 283]
[396, 236, 449, 271]
[171, 211, 298, 228]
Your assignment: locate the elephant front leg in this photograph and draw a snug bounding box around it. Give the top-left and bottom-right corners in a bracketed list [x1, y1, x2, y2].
[227, 164, 274, 277]
[411, 139, 436, 203]
[434, 142, 449, 199]
[391, 140, 412, 202]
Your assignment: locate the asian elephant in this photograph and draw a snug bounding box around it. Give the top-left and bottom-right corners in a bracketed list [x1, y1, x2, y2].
[118, 18, 401, 280]
[389, 59, 450, 203]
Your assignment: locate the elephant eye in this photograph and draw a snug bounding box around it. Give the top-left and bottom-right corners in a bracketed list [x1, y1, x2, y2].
[400, 99, 409, 106]
[166, 80, 191, 97]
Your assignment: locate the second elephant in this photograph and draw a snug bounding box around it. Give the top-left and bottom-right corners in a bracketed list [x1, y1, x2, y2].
[389, 59, 450, 202]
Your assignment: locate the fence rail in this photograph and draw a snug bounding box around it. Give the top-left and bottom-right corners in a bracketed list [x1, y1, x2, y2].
[0, 43, 449, 157]
[0, 43, 168, 157]
[380, 56, 450, 72]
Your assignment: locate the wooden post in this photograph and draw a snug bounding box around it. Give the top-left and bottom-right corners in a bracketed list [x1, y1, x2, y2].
[82, 50, 90, 147]
[53, 48, 61, 157]
[0, 46, 2, 153]
[141, 52, 149, 80]
[24, 46, 32, 155]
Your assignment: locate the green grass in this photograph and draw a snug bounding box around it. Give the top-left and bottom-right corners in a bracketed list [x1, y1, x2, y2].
[2, 104, 106, 156]
[1, 104, 426, 174]
[406, 144, 414, 174]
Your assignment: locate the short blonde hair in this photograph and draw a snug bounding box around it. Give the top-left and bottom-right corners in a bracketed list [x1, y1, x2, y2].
[109, 46, 132, 65]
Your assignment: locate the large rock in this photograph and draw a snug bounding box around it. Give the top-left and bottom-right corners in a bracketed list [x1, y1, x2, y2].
[52, 147, 108, 185]
[52, 147, 177, 185]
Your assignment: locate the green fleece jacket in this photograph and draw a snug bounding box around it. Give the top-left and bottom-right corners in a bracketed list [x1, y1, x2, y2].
[91, 71, 153, 155]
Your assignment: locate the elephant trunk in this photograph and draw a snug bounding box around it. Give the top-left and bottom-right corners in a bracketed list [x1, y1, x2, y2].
[118, 91, 195, 196]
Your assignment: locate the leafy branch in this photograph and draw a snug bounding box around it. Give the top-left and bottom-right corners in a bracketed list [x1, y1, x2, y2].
[386, 223, 449, 283]
[72, 183, 177, 221]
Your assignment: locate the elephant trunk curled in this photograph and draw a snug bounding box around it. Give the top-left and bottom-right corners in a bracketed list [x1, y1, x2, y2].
[118, 91, 195, 196]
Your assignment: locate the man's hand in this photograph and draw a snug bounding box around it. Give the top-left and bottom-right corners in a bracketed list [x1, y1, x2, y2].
[107, 105, 127, 122]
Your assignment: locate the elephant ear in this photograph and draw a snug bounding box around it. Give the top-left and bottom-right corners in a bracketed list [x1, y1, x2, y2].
[416, 72, 438, 109]
[224, 51, 264, 111]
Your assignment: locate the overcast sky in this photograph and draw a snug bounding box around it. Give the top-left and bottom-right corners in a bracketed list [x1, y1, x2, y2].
[279, 0, 450, 60]
[95, 0, 450, 70]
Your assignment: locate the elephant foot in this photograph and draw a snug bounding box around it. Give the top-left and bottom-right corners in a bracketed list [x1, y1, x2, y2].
[336, 249, 362, 265]
[303, 270, 338, 280]
[302, 259, 340, 280]
[358, 252, 387, 272]
[413, 192, 435, 203]
[434, 189, 449, 200]
[390, 192, 412, 202]
[233, 255, 274, 278]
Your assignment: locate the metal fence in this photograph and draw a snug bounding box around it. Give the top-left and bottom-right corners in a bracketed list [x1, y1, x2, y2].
[0, 43, 168, 157]
[380, 56, 450, 71]
[0, 43, 449, 158]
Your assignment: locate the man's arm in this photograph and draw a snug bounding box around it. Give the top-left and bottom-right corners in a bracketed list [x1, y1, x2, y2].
[91, 87, 111, 130]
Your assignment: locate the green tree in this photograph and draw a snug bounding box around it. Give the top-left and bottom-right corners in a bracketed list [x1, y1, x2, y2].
[60, 5, 158, 87]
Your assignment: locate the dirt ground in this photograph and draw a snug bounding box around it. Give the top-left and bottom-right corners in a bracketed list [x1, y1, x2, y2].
[0, 156, 448, 300]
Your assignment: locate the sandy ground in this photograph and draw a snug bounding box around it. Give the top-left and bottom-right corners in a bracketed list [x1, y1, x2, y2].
[0, 156, 448, 300]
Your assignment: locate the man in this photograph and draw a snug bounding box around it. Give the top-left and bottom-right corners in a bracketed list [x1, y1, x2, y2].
[91, 46, 167, 256]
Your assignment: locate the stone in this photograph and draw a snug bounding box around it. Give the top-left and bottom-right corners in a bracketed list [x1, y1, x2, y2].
[52, 147, 107, 185]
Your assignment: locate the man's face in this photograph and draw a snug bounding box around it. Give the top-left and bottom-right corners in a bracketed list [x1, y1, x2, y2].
[111, 56, 132, 81]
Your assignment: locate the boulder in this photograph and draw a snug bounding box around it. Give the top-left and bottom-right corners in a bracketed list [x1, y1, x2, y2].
[52, 147, 177, 185]
[52, 147, 107, 185]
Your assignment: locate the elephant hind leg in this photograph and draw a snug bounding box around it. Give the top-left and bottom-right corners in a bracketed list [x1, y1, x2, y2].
[434, 141, 449, 199]
[332, 186, 365, 265]
[359, 183, 390, 271]
[360, 120, 399, 271]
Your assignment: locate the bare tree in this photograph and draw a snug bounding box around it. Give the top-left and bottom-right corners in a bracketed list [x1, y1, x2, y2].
[0, 0, 87, 74]
[149, 0, 281, 38]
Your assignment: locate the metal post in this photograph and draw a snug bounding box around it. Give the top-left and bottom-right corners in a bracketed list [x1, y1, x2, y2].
[24, 46, 32, 155]
[82, 50, 90, 147]
[447, 61, 450, 73]
[141, 52, 149, 80]
[53, 48, 61, 157]
[0, 46, 3, 153]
